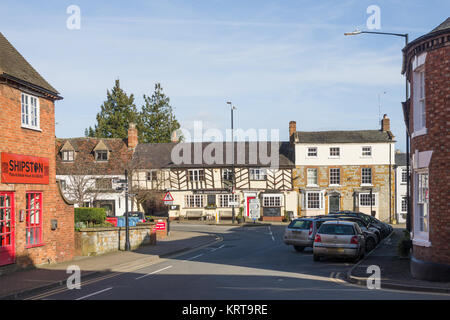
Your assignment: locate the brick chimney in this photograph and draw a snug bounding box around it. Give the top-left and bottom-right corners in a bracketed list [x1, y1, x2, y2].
[289, 121, 297, 143]
[128, 123, 138, 149]
[381, 114, 390, 132]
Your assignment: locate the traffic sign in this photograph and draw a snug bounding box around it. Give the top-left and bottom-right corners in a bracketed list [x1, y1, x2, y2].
[163, 191, 174, 202]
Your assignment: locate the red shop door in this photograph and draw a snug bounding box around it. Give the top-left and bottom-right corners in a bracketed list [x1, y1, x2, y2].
[246, 196, 255, 217]
[0, 192, 15, 266]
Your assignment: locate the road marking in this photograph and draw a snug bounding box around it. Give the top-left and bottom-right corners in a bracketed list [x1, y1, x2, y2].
[135, 265, 173, 280]
[183, 254, 203, 262]
[268, 226, 275, 241]
[75, 287, 113, 300]
[210, 244, 225, 252]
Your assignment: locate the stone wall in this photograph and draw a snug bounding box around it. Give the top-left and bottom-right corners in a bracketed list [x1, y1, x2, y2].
[75, 224, 159, 256]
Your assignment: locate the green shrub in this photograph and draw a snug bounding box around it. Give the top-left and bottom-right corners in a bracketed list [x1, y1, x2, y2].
[74, 207, 107, 226]
[397, 230, 412, 257]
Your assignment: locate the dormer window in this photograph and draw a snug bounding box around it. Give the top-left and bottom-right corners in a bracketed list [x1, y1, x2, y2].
[95, 150, 108, 161]
[62, 150, 74, 162]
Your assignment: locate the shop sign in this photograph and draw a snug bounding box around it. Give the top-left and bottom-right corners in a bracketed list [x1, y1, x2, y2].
[1, 152, 49, 184]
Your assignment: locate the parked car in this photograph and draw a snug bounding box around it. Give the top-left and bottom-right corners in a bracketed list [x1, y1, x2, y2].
[336, 217, 379, 252]
[328, 214, 381, 244]
[332, 211, 392, 238]
[283, 217, 338, 252]
[313, 220, 366, 262]
[124, 211, 146, 223]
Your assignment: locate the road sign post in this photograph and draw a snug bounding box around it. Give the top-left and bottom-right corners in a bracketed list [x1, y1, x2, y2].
[248, 198, 260, 223]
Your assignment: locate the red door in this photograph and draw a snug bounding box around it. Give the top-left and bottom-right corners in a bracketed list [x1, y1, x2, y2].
[0, 192, 15, 266]
[246, 197, 255, 217]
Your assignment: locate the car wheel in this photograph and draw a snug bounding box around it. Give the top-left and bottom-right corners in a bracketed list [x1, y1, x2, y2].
[366, 238, 375, 252]
[313, 254, 320, 262]
[294, 246, 305, 252]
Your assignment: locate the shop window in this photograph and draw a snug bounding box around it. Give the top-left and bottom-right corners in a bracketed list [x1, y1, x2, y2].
[262, 195, 282, 207]
[219, 194, 239, 207]
[185, 195, 204, 208]
[26, 192, 43, 246]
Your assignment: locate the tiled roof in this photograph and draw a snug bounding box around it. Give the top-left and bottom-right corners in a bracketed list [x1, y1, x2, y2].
[293, 130, 394, 144]
[0, 32, 59, 95]
[131, 141, 295, 169]
[56, 138, 133, 175]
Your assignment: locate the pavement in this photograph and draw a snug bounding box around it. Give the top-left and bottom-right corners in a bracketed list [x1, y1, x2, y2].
[0, 230, 219, 300]
[347, 224, 450, 294]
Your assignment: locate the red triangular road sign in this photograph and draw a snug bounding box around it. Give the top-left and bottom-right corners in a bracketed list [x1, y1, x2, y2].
[163, 191, 174, 202]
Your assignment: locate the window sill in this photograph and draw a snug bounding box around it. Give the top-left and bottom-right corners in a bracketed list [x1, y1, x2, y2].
[306, 184, 319, 188]
[360, 156, 372, 159]
[411, 128, 427, 138]
[26, 243, 45, 249]
[328, 184, 341, 187]
[328, 156, 340, 159]
[412, 238, 431, 247]
[21, 125, 42, 132]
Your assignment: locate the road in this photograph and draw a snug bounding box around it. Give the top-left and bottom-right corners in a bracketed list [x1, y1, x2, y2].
[25, 224, 450, 300]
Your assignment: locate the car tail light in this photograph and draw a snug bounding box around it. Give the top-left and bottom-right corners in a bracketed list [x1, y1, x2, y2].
[350, 236, 359, 244]
[314, 234, 322, 243]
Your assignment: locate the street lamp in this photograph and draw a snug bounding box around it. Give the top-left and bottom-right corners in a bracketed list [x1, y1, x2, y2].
[345, 29, 410, 230]
[227, 101, 237, 224]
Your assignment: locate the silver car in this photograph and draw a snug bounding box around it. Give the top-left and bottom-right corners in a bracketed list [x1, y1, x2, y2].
[313, 221, 365, 262]
[283, 217, 337, 252]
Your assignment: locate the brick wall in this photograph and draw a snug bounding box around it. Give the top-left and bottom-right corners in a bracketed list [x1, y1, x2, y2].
[0, 83, 74, 269]
[409, 44, 450, 265]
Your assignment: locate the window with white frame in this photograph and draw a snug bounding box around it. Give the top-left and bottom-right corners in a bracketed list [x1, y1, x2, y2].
[188, 169, 204, 182]
[413, 69, 426, 133]
[249, 168, 266, 180]
[329, 168, 340, 185]
[329, 147, 340, 157]
[307, 147, 317, 157]
[401, 168, 408, 183]
[95, 150, 108, 161]
[185, 194, 204, 208]
[359, 193, 376, 207]
[307, 168, 318, 186]
[305, 191, 323, 209]
[362, 146, 372, 157]
[361, 168, 372, 185]
[146, 170, 158, 181]
[263, 195, 282, 207]
[415, 171, 429, 235]
[401, 196, 407, 212]
[21, 93, 40, 130]
[218, 194, 239, 207]
[222, 169, 233, 181]
[62, 150, 74, 162]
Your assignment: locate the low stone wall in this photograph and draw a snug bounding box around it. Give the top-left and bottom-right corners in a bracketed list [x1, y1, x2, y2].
[75, 224, 159, 256]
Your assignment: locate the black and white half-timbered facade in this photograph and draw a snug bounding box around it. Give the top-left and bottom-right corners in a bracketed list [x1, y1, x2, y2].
[131, 142, 297, 221]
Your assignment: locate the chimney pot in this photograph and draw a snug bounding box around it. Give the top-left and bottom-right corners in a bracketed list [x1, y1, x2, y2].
[289, 121, 297, 141]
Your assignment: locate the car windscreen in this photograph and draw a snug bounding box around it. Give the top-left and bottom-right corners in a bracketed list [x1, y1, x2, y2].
[318, 224, 355, 235]
[288, 220, 311, 229]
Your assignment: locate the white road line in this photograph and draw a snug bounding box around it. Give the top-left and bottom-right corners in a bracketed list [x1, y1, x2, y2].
[268, 226, 275, 241]
[183, 253, 204, 262]
[75, 287, 113, 300]
[135, 265, 173, 280]
[210, 244, 225, 252]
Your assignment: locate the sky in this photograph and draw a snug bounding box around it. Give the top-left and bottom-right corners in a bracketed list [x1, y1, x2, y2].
[1, 0, 448, 151]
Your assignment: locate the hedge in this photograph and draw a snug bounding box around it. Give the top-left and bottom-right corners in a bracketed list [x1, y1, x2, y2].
[74, 207, 107, 225]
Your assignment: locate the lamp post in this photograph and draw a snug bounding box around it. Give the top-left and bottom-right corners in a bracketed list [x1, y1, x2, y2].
[345, 29, 410, 230]
[227, 101, 236, 224]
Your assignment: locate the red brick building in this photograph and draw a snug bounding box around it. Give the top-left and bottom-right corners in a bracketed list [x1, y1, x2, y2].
[0, 33, 74, 270]
[402, 17, 450, 281]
